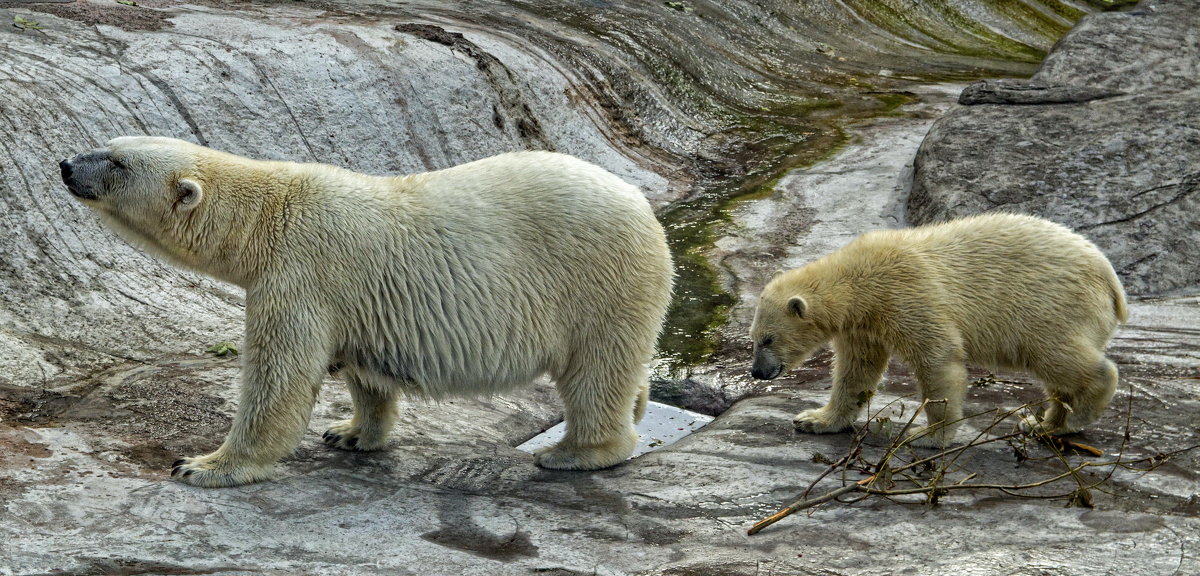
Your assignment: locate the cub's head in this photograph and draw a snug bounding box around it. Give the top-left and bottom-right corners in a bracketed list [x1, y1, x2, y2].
[60, 136, 214, 269]
[749, 273, 831, 380]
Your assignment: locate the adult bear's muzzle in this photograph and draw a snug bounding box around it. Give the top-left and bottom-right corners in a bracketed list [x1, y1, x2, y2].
[59, 152, 104, 200]
[59, 159, 82, 196]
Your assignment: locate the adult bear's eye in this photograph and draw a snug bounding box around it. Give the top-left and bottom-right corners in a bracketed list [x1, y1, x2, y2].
[760, 336, 773, 347]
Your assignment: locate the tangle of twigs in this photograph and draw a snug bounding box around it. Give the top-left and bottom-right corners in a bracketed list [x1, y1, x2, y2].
[748, 384, 1199, 535]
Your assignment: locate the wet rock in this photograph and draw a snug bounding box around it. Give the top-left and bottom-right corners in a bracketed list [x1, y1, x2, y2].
[910, 1, 1200, 296]
[650, 373, 742, 417]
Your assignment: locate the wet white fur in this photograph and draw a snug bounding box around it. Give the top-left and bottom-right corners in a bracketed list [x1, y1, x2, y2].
[74, 136, 673, 486]
[750, 213, 1127, 446]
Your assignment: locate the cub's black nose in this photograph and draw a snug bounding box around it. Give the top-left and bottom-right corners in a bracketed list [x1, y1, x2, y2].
[59, 159, 73, 184]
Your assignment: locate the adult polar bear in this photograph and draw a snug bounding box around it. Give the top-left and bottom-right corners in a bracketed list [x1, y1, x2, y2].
[60, 136, 674, 487]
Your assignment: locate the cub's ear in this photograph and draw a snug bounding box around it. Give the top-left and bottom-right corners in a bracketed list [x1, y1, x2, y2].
[770, 269, 785, 279]
[176, 178, 204, 211]
[787, 295, 807, 318]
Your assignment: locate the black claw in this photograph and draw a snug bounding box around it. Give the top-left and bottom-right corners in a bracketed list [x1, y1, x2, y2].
[183, 469, 194, 477]
[171, 466, 182, 476]
[173, 458, 186, 467]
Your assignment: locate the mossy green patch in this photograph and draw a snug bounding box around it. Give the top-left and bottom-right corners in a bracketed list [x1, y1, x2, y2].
[656, 90, 911, 371]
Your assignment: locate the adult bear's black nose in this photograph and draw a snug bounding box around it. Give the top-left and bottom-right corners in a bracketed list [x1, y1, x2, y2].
[59, 158, 94, 199]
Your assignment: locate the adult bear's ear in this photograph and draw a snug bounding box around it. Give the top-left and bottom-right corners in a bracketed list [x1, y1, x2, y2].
[176, 178, 204, 211]
[787, 295, 807, 318]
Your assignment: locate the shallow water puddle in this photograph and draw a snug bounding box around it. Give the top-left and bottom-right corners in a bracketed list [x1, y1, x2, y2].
[516, 401, 713, 458]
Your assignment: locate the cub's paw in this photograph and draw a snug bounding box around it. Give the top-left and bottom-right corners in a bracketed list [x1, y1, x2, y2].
[171, 452, 273, 488]
[322, 419, 388, 451]
[534, 436, 636, 471]
[904, 424, 956, 448]
[1019, 414, 1078, 437]
[1018, 414, 1045, 435]
[792, 408, 853, 434]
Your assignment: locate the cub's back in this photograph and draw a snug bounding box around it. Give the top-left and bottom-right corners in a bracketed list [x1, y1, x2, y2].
[867, 213, 1123, 367]
[905, 213, 1113, 291]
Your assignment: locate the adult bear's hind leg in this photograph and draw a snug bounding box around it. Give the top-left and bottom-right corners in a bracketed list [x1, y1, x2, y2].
[534, 357, 641, 471]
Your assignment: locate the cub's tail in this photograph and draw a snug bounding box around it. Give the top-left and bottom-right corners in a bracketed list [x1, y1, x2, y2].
[1107, 264, 1129, 325]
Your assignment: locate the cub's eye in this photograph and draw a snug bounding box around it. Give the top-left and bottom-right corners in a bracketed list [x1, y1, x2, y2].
[110, 157, 126, 169]
[759, 336, 774, 347]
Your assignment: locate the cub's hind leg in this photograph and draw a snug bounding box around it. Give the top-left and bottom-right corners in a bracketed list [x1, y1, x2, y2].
[1030, 347, 1118, 436]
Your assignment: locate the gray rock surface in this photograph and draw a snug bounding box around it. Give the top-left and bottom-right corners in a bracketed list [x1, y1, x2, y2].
[2, 1, 1198, 575]
[909, 1, 1200, 296]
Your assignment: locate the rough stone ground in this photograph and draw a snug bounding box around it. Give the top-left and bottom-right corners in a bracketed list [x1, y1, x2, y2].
[2, 1, 1198, 575]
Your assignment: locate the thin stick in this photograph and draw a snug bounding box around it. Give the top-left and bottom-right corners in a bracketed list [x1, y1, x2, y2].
[747, 475, 875, 536]
[795, 395, 911, 500]
[863, 460, 1097, 496]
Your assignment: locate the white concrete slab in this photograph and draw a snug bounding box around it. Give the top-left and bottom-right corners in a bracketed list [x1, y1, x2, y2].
[516, 401, 714, 458]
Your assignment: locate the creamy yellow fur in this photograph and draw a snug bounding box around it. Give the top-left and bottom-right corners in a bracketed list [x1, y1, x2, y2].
[750, 213, 1127, 446]
[63, 136, 674, 486]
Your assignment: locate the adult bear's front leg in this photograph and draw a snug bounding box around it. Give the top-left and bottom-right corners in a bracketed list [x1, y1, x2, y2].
[173, 296, 330, 487]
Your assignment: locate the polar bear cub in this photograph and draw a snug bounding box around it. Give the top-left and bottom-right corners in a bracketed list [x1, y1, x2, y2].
[60, 136, 674, 487]
[749, 213, 1127, 446]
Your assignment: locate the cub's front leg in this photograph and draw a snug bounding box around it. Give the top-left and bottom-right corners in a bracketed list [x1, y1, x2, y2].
[794, 334, 888, 434]
[172, 298, 329, 487]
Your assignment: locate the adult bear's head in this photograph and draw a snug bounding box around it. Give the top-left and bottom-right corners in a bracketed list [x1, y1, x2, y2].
[60, 136, 255, 285]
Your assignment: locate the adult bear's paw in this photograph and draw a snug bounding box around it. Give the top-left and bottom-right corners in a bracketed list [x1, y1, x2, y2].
[171, 451, 274, 488]
[322, 420, 389, 451]
[533, 435, 636, 471]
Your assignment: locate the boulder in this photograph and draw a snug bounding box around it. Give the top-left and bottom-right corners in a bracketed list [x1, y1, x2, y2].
[909, 1, 1200, 296]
